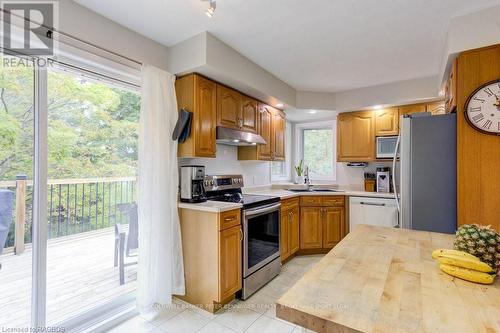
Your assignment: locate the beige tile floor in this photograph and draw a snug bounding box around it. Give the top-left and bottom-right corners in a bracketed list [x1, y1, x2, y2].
[106, 255, 323, 333]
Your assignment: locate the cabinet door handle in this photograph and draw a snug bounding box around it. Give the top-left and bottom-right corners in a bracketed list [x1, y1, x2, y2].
[239, 228, 243, 242]
[225, 216, 236, 222]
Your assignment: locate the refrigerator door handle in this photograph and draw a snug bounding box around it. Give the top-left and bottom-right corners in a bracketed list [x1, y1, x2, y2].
[393, 134, 401, 213]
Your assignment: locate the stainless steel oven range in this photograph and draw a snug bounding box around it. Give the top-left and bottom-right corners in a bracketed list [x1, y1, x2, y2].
[204, 175, 281, 299]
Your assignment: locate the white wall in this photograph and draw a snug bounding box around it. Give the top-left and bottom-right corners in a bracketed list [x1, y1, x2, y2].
[58, 0, 170, 70]
[336, 162, 393, 186]
[179, 145, 271, 186]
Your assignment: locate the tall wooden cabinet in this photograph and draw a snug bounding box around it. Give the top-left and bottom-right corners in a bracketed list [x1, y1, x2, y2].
[272, 107, 286, 161]
[337, 111, 375, 162]
[176, 74, 217, 158]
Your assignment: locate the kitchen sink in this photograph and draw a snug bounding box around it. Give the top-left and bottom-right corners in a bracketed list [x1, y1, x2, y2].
[287, 188, 344, 193]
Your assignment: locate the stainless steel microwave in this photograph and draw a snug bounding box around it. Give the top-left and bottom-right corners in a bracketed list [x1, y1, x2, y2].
[376, 136, 399, 159]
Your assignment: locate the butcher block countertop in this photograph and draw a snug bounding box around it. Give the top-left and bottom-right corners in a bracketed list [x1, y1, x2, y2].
[276, 225, 500, 333]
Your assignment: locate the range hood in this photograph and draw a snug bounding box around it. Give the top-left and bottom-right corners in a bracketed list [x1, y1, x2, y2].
[216, 127, 267, 146]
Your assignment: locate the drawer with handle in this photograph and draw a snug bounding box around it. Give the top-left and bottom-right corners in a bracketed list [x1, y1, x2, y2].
[281, 197, 300, 211]
[322, 196, 345, 207]
[219, 209, 241, 230]
[300, 196, 323, 206]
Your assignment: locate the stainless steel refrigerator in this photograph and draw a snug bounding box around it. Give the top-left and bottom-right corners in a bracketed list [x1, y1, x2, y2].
[393, 112, 457, 234]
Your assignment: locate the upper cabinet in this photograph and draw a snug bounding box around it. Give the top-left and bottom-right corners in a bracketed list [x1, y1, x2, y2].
[399, 103, 426, 116]
[445, 58, 457, 113]
[337, 111, 375, 162]
[375, 107, 399, 136]
[176, 74, 286, 159]
[217, 85, 242, 129]
[238, 105, 285, 161]
[272, 108, 286, 161]
[217, 85, 258, 133]
[426, 101, 446, 115]
[176, 74, 217, 158]
[241, 97, 258, 133]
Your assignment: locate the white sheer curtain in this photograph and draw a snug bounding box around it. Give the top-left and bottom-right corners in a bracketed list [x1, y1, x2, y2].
[137, 65, 185, 313]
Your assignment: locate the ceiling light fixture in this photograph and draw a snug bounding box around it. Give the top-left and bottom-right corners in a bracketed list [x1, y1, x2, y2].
[205, 0, 216, 17]
[308, 110, 317, 114]
[373, 105, 383, 110]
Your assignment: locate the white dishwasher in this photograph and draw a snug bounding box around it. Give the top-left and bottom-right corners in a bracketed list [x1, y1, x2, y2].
[349, 196, 398, 232]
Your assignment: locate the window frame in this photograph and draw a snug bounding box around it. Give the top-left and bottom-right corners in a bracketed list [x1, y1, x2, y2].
[294, 120, 337, 182]
[271, 121, 292, 182]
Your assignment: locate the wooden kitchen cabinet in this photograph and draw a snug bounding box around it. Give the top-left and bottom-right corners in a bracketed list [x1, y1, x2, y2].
[178, 208, 242, 312]
[176, 74, 217, 158]
[299, 196, 346, 252]
[445, 58, 457, 113]
[426, 101, 446, 115]
[337, 111, 375, 162]
[375, 107, 399, 136]
[241, 96, 258, 133]
[219, 225, 242, 301]
[398, 103, 427, 116]
[217, 84, 242, 129]
[322, 207, 344, 249]
[272, 108, 286, 161]
[280, 198, 300, 262]
[238, 104, 286, 161]
[299, 207, 323, 249]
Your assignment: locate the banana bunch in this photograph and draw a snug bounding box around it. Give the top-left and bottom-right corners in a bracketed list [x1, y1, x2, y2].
[432, 249, 496, 285]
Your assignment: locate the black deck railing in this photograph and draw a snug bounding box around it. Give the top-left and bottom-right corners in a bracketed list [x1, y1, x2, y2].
[0, 177, 136, 250]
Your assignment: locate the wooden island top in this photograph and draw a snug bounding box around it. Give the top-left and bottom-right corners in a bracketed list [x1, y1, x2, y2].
[276, 225, 500, 333]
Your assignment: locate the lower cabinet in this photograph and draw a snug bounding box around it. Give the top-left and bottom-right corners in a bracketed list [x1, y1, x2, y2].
[299, 196, 346, 251]
[299, 207, 323, 249]
[280, 198, 300, 262]
[219, 225, 242, 300]
[322, 207, 344, 248]
[178, 208, 242, 312]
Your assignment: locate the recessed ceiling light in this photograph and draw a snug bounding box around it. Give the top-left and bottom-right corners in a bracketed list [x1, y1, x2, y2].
[205, 0, 216, 17]
[373, 105, 383, 110]
[276, 103, 284, 108]
[308, 110, 317, 114]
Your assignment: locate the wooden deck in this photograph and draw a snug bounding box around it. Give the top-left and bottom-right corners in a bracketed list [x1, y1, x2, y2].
[0, 227, 137, 328]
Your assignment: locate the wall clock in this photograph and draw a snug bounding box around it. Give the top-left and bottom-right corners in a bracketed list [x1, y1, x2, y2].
[464, 79, 500, 135]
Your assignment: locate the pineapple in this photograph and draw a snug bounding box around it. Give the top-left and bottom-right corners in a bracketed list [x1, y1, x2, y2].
[454, 224, 500, 273]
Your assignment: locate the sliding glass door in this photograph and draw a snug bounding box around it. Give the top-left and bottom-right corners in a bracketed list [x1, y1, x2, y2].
[0, 55, 35, 328]
[45, 65, 140, 325]
[0, 51, 140, 329]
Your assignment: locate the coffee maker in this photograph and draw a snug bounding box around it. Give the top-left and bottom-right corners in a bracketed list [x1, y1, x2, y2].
[180, 165, 207, 203]
[376, 167, 391, 193]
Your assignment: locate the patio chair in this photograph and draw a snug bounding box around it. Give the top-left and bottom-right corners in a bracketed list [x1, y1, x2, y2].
[0, 190, 14, 270]
[114, 203, 138, 285]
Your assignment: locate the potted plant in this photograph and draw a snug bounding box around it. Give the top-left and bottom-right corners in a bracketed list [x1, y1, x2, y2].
[294, 159, 305, 184]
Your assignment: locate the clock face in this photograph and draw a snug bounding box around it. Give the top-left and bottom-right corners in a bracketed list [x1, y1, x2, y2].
[464, 80, 500, 135]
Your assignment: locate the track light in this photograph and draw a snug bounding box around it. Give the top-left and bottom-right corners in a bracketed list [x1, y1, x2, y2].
[206, 0, 216, 17]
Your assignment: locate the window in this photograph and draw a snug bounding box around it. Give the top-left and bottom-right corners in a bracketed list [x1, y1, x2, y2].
[295, 121, 336, 181]
[271, 122, 292, 182]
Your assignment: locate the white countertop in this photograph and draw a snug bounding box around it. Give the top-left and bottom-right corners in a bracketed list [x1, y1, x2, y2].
[244, 184, 396, 199]
[178, 201, 242, 213]
[178, 185, 395, 212]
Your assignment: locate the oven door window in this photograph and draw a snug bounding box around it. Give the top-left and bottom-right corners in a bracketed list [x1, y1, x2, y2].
[247, 210, 280, 270]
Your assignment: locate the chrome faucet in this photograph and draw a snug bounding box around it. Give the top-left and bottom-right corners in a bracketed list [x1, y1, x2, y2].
[304, 166, 312, 190]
